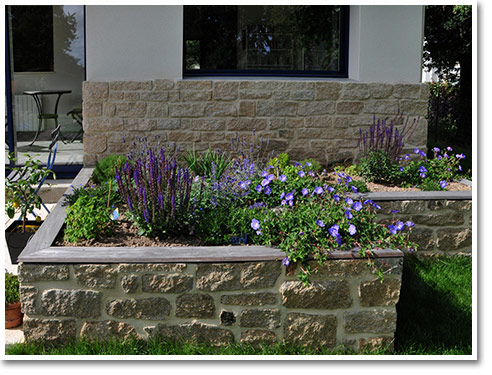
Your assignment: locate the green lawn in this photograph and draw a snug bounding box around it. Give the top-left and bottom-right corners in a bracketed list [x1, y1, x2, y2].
[6, 256, 472, 356]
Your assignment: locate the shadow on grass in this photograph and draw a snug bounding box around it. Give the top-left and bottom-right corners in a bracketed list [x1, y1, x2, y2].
[394, 256, 472, 355]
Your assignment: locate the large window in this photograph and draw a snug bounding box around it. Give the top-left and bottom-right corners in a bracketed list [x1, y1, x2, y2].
[184, 5, 349, 77]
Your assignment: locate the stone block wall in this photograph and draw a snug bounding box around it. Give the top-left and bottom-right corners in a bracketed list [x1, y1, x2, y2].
[82, 80, 429, 166]
[376, 199, 472, 256]
[19, 255, 403, 352]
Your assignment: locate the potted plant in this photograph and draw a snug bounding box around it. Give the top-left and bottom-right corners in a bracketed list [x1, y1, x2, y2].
[5, 153, 53, 264]
[5, 272, 23, 328]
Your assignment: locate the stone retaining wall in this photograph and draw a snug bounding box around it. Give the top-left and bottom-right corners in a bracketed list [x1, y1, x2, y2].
[19, 255, 403, 352]
[82, 80, 429, 166]
[376, 199, 472, 256]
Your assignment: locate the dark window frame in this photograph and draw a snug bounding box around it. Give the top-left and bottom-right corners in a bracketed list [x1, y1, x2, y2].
[183, 5, 350, 78]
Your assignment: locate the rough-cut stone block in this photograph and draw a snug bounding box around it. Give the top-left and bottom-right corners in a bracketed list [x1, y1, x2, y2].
[181, 119, 225, 131]
[420, 83, 430, 99]
[404, 118, 427, 146]
[196, 262, 281, 291]
[176, 80, 212, 90]
[80, 321, 139, 342]
[156, 118, 180, 130]
[409, 227, 435, 251]
[121, 274, 139, 294]
[369, 83, 394, 99]
[83, 102, 102, 118]
[428, 200, 472, 212]
[393, 83, 421, 99]
[436, 228, 472, 251]
[83, 82, 108, 101]
[304, 116, 333, 128]
[341, 83, 370, 100]
[359, 278, 402, 306]
[150, 322, 234, 346]
[176, 293, 215, 318]
[412, 213, 465, 226]
[103, 103, 116, 117]
[239, 81, 284, 90]
[284, 313, 337, 348]
[201, 132, 225, 142]
[115, 102, 147, 117]
[110, 81, 151, 91]
[226, 118, 267, 131]
[363, 100, 399, 114]
[399, 99, 428, 117]
[181, 90, 211, 102]
[84, 118, 124, 132]
[240, 329, 278, 346]
[213, 81, 239, 100]
[255, 101, 296, 117]
[20, 286, 37, 314]
[344, 309, 397, 334]
[395, 200, 427, 214]
[140, 91, 169, 101]
[284, 82, 315, 90]
[220, 310, 236, 326]
[291, 90, 315, 101]
[359, 336, 394, 352]
[280, 280, 352, 309]
[154, 79, 175, 90]
[239, 101, 256, 117]
[118, 264, 187, 273]
[83, 134, 107, 154]
[204, 102, 237, 117]
[19, 265, 70, 283]
[169, 103, 205, 117]
[315, 82, 341, 100]
[106, 297, 171, 320]
[221, 292, 277, 306]
[272, 90, 290, 100]
[73, 265, 118, 289]
[146, 102, 168, 118]
[298, 101, 335, 116]
[305, 259, 368, 278]
[167, 131, 200, 143]
[41, 289, 102, 318]
[23, 318, 77, 345]
[336, 101, 364, 115]
[240, 309, 281, 329]
[142, 274, 193, 293]
[240, 90, 272, 100]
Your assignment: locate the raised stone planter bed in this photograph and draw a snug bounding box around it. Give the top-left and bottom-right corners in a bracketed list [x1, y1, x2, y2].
[17, 168, 471, 351]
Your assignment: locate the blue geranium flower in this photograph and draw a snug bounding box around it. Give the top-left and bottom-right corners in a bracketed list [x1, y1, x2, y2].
[264, 186, 271, 195]
[302, 188, 309, 196]
[316, 219, 325, 228]
[388, 225, 397, 235]
[314, 186, 323, 195]
[396, 221, 404, 231]
[251, 219, 260, 230]
[327, 186, 335, 193]
[279, 174, 287, 182]
[261, 178, 269, 186]
[256, 185, 262, 193]
[418, 166, 427, 173]
[345, 210, 353, 220]
[353, 201, 363, 211]
[329, 225, 340, 237]
[348, 224, 357, 236]
[414, 148, 420, 154]
[267, 174, 275, 182]
[440, 180, 447, 189]
[405, 221, 415, 228]
[306, 162, 312, 167]
[345, 197, 353, 205]
[298, 170, 305, 178]
[351, 185, 358, 193]
[285, 192, 294, 201]
[282, 257, 290, 267]
[333, 194, 340, 202]
[261, 170, 268, 177]
[433, 147, 440, 153]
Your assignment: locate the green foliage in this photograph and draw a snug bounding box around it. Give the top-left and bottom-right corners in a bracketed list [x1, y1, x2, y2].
[92, 154, 127, 184]
[64, 181, 121, 208]
[5, 153, 54, 231]
[358, 150, 399, 184]
[268, 153, 290, 171]
[5, 272, 20, 307]
[184, 145, 232, 180]
[64, 189, 115, 243]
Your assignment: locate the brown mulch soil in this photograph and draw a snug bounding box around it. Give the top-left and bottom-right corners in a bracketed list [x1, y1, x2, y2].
[53, 214, 205, 248]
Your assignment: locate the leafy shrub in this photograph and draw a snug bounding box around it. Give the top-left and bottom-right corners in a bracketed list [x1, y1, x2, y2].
[64, 181, 121, 208]
[116, 147, 193, 237]
[359, 150, 400, 184]
[92, 154, 128, 184]
[64, 193, 113, 242]
[5, 272, 20, 307]
[184, 145, 232, 180]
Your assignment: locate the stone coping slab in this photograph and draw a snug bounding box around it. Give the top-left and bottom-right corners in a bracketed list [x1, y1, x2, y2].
[18, 168, 468, 264]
